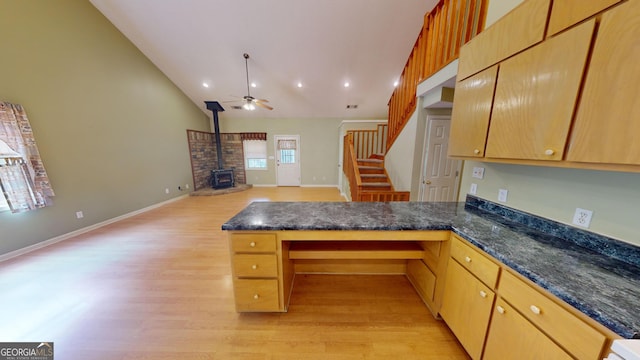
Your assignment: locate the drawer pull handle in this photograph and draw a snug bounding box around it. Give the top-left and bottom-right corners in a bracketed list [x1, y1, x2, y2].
[530, 305, 541, 315]
[473, 149, 481, 155]
[464, 256, 472, 263]
[251, 264, 258, 270]
[496, 306, 505, 314]
[253, 294, 260, 300]
[249, 242, 256, 248]
[479, 290, 487, 298]
[544, 149, 555, 156]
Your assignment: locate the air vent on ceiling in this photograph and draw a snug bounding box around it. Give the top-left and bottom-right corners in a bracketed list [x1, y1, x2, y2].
[231, 105, 243, 110]
[346, 104, 358, 109]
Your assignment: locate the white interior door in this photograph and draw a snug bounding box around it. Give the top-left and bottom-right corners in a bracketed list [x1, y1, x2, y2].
[275, 135, 301, 186]
[418, 116, 461, 202]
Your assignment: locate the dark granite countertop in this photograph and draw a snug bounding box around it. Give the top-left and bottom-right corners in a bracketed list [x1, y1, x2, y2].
[222, 197, 640, 339]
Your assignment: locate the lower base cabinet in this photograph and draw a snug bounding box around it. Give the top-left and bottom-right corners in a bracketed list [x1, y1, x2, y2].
[483, 299, 572, 360]
[440, 236, 613, 360]
[440, 259, 496, 360]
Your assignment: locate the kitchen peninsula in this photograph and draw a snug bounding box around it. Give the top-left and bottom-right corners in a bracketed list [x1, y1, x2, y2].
[222, 196, 640, 357]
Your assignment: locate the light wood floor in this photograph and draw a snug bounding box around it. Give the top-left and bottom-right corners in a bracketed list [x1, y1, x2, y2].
[0, 187, 469, 359]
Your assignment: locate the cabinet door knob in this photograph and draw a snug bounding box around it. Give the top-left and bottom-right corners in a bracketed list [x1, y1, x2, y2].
[479, 290, 487, 298]
[253, 294, 260, 300]
[249, 241, 256, 247]
[544, 149, 555, 156]
[464, 256, 472, 263]
[496, 306, 505, 314]
[530, 305, 541, 315]
[251, 264, 258, 270]
[473, 149, 481, 155]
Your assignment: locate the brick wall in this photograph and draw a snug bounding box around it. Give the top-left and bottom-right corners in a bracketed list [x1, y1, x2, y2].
[187, 130, 246, 190]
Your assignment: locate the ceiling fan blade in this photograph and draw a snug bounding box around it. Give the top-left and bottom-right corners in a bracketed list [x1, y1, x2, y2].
[255, 101, 273, 110]
[255, 99, 269, 103]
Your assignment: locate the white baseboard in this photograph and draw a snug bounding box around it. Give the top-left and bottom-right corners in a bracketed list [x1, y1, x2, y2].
[0, 194, 189, 263]
[300, 184, 339, 188]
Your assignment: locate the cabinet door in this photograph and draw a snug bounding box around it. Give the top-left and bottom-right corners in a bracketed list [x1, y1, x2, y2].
[567, 0, 640, 165]
[448, 66, 497, 158]
[483, 299, 573, 360]
[440, 259, 495, 360]
[548, 0, 620, 35]
[485, 20, 595, 161]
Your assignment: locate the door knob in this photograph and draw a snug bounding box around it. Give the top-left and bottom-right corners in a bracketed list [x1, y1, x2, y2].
[424, 180, 432, 185]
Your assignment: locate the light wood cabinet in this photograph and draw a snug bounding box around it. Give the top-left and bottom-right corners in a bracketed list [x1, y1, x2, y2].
[548, 0, 620, 35]
[229, 233, 283, 312]
[499, 270, 607, 359]
[483, 299, 573, 360]
[441, 236, 498, 360]
[566, 0, 640, 166]
[457, 0, 550, 80]
[485, 19, 595, 161]
[448, 66, 498, 158]
[439, 236, 613, 360]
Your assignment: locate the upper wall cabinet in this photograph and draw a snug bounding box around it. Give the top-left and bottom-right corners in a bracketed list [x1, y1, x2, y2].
[457, 0, 550, 80]
[485, 20, 595, 161]
[450, 0, 640, 173]
[566, 0, 640, 166]
[548, 0, 621, 35]
[448, 66, 498, 158]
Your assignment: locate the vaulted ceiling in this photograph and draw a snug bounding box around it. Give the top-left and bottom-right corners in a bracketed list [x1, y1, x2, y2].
[90, 0, 437, 121]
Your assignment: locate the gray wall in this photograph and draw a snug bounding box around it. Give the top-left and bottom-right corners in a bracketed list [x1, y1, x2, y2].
[0, 0, 209, 256]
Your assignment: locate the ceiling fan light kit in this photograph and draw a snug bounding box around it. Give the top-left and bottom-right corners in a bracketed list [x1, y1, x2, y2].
[226, 53, 273, 111]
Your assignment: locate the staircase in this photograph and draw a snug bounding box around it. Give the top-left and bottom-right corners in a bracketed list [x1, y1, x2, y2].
[343, 125, 409, 202]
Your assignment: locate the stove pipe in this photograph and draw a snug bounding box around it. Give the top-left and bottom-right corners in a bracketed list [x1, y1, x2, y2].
[204, 101, 225, 169]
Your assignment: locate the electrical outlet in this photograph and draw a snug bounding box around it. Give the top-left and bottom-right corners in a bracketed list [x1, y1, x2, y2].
[75, 211, 84, 219]
[472, 167, 485, 179]
[572, 208, 593, 228]
[185, 184, 190, 189]
[469, 183, 478, 195]
[498, 189, 508, 202]
[165, 188, 169, 194]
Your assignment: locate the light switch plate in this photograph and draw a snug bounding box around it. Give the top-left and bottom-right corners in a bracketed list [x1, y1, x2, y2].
[572, 208, 593, 228]
[472, 167, 485, 179]
[498, 189, 508, 202]
[469, 183, 478, 195]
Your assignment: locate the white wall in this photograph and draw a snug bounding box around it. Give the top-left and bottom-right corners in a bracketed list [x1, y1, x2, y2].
[385, 110, 419, 191]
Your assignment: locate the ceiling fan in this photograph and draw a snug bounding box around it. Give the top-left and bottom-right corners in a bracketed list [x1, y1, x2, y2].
[227, 53, 273, 111]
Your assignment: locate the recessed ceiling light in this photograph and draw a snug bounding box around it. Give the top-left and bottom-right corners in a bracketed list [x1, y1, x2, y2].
[202, 82, 210, 88]
[297, 82, 303, 88]
[251, 82, 257, 88]
[393, 80, 399, 87]
[344, 82, 350, 88]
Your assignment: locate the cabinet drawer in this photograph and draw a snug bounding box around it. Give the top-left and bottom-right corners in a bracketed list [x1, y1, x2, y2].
[230, 233, 277, 252]
[450, 235, 500, 288]
[233, 279, 280, 312]
[233, 254, 278, 278]
[499, 271, 606, 360]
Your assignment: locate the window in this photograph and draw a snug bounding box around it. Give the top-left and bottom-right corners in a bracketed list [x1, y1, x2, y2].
[243, 140, 268, 170]
[280, 149, 296, 164]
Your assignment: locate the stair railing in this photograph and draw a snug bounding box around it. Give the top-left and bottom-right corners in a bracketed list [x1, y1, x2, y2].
[347, 124, 388, 160]
[343, 132, 410, 202]
[387, 0, 488, 151]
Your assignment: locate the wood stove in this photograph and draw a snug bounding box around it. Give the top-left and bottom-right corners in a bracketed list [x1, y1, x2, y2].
[210, 169, 235, 189]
